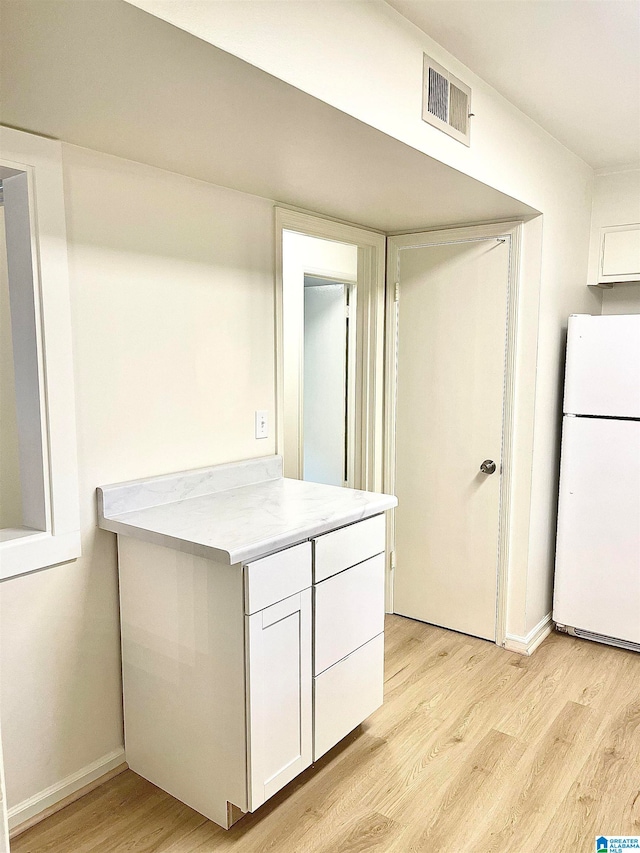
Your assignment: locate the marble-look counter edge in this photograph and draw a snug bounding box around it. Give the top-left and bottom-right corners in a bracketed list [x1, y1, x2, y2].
[101, 517, 233, 564]
[100, 495, 396, 565]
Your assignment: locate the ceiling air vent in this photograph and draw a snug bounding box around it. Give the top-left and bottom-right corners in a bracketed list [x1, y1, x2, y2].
[422, 54, 472, 146]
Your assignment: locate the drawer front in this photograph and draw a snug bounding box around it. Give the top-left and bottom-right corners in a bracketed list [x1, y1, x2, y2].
[244, 542, 311, 615]
[313, 514, 385, 583]
[313, 632, 384, 761]
[314, 553, 385, 676]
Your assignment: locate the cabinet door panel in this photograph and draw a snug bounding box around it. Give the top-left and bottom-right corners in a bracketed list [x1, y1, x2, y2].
[601, 225, 640, 279]
[246, 589, 312, 810]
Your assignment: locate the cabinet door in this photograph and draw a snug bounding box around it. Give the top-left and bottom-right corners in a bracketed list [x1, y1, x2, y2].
[599, 224, 640, 283]
[245, 589, 312, 811]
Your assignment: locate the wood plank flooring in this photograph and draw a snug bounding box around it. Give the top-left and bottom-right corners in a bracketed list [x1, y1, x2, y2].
[12, 615, 640, 853]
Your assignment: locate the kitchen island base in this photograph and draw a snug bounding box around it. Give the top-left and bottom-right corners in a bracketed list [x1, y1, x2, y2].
[116, 515, 387, 829]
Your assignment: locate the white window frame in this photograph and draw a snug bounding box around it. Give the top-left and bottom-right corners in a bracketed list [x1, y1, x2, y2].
[0, 127, 80, 579]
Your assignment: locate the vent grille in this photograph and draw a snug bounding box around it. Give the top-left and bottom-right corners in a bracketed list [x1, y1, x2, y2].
[573, 627, 640, 654]
[449, 83, 469, 134]
[427, 67, 449, 123]
[422, 54, 471, 146]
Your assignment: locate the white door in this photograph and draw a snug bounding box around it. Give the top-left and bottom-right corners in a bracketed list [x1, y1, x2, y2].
[391, 235, 511, 641]
[554, 416, 640, 643]
[245, 589, 312, 811]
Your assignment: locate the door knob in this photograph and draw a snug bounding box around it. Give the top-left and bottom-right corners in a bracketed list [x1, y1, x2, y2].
[480, 459, 496, 475]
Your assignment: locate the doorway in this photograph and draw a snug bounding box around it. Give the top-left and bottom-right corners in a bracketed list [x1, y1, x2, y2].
[385, 223, 521, 644]
[276, 208, 386, 493]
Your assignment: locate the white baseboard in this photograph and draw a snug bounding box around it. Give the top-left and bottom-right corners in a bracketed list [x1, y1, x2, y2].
[8, 748, 126, 834]
[504, 613, 553, 656]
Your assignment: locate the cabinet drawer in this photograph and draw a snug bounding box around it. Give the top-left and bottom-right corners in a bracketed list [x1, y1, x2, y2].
[244, 542, 311, 615]
[314, 553, 385, 676]
[313, 632, 384, 761]
[313, 514, 385, 583]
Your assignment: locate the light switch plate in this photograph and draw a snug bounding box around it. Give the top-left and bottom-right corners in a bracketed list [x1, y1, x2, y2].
[255, 410, 268, 439]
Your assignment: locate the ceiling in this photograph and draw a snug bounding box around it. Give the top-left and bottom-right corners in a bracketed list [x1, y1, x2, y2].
[386, 0, 640, 170]
[0, 0, 535, 233]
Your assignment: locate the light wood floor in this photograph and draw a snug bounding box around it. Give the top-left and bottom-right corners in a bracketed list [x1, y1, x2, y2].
[12, 615, 640, 853]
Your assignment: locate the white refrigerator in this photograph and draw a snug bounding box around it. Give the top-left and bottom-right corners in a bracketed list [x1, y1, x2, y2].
[553, 314, 640, 651]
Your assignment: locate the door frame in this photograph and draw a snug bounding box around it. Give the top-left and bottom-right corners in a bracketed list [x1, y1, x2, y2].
[275, 208, 386, 492]
[384, 221, 523, 647]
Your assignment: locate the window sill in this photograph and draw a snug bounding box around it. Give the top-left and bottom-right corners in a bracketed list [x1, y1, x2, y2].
[0, 530, 80, 580]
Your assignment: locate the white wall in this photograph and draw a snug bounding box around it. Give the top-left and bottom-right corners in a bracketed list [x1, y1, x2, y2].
[131, 0, 600, 640]
[0, 144, 276, 819]
[588, 168, 640, 314]
[0, 207, 23, 529]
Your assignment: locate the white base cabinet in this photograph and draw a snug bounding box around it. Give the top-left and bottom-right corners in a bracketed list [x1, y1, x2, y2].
[118, 537, 249, 830]
[117, 514, 386, 829]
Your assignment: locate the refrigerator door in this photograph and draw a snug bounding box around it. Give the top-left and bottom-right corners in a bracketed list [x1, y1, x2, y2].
[564, 314, 640, 417]
[553, 416, 640, 644]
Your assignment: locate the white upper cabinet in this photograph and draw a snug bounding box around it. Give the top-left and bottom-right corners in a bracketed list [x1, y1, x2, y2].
[598, 224, 640, 285]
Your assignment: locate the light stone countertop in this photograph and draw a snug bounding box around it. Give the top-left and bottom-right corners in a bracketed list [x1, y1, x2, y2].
[97, 455, 397, 565]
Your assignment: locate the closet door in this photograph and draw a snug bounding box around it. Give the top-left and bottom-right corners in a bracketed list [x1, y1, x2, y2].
[245, 589, 312, 810]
